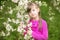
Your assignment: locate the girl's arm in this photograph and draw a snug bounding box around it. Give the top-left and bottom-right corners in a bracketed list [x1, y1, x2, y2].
[32, 20, 48, 40]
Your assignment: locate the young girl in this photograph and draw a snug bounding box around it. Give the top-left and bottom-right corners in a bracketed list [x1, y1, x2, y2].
[24, 2, 48, 40]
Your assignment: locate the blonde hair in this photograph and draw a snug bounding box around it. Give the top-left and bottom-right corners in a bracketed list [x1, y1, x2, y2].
[27, 2, 42, 30]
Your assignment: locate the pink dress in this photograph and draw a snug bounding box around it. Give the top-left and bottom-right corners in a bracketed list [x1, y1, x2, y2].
[24, 19, 48, 40]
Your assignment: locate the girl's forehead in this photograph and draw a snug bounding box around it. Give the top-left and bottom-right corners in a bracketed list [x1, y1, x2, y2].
[30, 5, 38, 9]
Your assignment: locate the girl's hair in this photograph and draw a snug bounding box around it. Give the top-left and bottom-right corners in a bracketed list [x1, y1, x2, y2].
[27, 2, 42, 30]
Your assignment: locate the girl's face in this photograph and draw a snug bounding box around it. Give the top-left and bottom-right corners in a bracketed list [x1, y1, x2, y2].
[29, 5, 39, 18]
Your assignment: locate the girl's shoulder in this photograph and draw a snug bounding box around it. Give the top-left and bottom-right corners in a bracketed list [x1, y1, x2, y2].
[29, 19, 47, 24]
[42, 19, 47, 24]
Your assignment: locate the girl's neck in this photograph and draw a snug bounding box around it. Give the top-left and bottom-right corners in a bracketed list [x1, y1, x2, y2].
[32, 16, 40, 21]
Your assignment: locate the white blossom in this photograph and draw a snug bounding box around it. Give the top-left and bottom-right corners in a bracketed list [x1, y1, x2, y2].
[15, 19, 20, 24]
[12, 19, 16, 23]
[24, 34, 28, 40]
[22, 24, 26, 28]
[27, 29, 32, 36]
[18, 0, 23, 6]
[56, 7, 59, 10]
[42, 1, 47, 7]
[9, 9, 13, 14]
[39, 1, 42, 6]
[3, 22, 7, 25]
[0, 6, 3, 10]
[24, 4, 28, 9]
[27, 22, 32, 27]
[1, 31, 5, 36]
[25, 15, 29, 18]
[16, 12, 22, 18]
[2, 5, 5, 7]
[24, 0, 28, 3]
[35, 1, 39, 4]
[12, 19, 20, 24]
[17, 26, 21, 32]
[6, 32, 10, 36]
[8, 18, 11, 22]
[57, 0, 60, 1]
[24, 32, 32, 40]
[49, 16, 54, 21]
[12, 29, 16, 32]
[24, 34, 31, 40]
[59, 10, 60, 13]
[12, 0, 19, 3]
[17, 26, 24, 33]
[6, 24, 13, 31]
[23, 30, 26, 32]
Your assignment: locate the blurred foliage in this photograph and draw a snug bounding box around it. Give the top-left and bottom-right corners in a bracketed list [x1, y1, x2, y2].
[0, 0, 60, 40]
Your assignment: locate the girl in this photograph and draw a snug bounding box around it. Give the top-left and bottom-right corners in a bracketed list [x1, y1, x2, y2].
[24, 2, 48, 40]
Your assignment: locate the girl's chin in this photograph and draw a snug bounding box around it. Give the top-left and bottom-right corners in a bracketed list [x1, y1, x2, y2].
[32, 16, 37, 18]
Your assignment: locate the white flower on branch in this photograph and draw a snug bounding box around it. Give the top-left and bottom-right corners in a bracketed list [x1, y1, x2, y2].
[24, 15, 30, 23]
[18, 0, 23, 6]
[15, 19, 20, 24]
[49, 16, 54, 21]
[24, 28, 32, 40]
[17, 26, 24, 33]
[24, 0, 28, 7]
[12, 19, 16, 23]
[3, 22, 7, 25]
[24, 34, 32, 40]
[23, 30, 26, 32]
[22, 24, 26, 28]
[42, 1, 47, 7]
[6, 32, 10, 36]
[35, 1, 42, 6]
[1, 31, 5, 36]
[24, 0, 28, 3]
[18, 0, 28, 6]
[24, 34, 28, 40]
[16, 12, 22, 18]
[12, 19, 20, 24]
[6, 24, 13, 31]
[56, 7, 59, 10]
[12, 0, 19, 3]
[59, 10, 60, 13]
[27, 22, 32, 27]
[24, 4, 28, 10]
[9, 9, 13, 14]
[11, 28, 15, 32]
[19, 21, 27, 28]
[24, 15, 29, 18]
[0, 6, 3, 10]
[8, 18, 12, 22]
[17, 22, 24, 32]
[27, 28, 32, 36]
[39, 1, 42, 6]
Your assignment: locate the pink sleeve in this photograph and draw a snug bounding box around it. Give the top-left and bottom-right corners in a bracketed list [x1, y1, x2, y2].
[32, 20, 48, 40]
